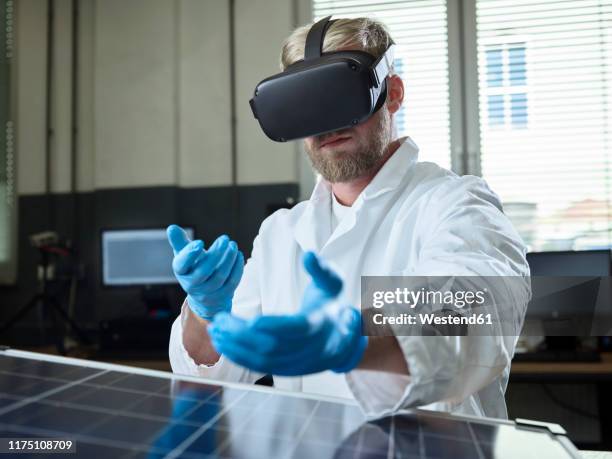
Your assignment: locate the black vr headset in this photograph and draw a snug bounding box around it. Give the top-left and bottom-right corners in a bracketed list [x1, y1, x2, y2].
[249, 16, 396, 142]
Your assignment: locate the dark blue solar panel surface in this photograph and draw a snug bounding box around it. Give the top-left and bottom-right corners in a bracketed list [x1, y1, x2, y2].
[0, 351, 580, 458]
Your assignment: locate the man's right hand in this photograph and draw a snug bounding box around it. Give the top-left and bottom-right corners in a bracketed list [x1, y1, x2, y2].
[167, 225, 244, 321]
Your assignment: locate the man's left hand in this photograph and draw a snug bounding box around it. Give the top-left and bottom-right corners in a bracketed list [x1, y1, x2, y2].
[208, 252, 368, 376]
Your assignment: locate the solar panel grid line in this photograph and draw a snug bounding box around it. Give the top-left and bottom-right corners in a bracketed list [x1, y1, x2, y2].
[2, 396, 221, 458]
[351, 422, 367, 458]
[301, 420, 359, 451]
[295, 418, 361, 452]
[0, 368, 107, 417]
[85, 376, 172, 399]
[0, 417, 178, 458]
[17, 389, 213, 429]
[64, 385, 223, 454]
[0, 361, 98, 382]
[0, 356, 229, 457]
[4, 390, 163, 451]
[83, 370, 132, 387]
[387, 416, 395, 459]
[85, 372, 177, 399]
[162, 389, 249, 459]
[0, 361, 102, 398]
[55, 402, 151, 451]
[280, 399, 322, 458]
[3, 350, 180, 380]
[0, 373, 62, 399]
[0, 351, 586, 459]
[80, 375, 169, 400]
[4, 350, 359, 407]
[363, 424, 388, 459]
[161, 388, 223, 421]
[192, 392, 274, 458]
[0, 366, 185, 415]
[0, 393, 19, 405]
[417, 415, 426, 458]
[1, 348, 372, 456]
[466, 421, 487, 459]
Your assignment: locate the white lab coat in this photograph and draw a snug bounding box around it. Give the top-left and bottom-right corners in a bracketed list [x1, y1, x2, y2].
[169, 137, 530, 419]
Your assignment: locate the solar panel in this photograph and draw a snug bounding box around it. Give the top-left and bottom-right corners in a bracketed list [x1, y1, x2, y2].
[0, 349, 582, 458]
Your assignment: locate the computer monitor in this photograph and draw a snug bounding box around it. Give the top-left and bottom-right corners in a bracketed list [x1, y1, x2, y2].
[527, 250, 611, 277]
[525, 249, 611, 343]
[101, 228, 194, 286]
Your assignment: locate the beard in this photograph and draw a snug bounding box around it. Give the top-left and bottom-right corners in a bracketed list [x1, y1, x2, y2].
[305, 106, 393, 183]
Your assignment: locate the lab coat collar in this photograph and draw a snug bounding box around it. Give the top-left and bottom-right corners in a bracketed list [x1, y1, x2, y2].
[359, 136, 419, 202]
[293, 178, 332, 252]
[293, 137, 419, 252]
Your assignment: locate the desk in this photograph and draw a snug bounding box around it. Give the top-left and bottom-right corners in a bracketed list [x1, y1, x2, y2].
[511, 353, 612, 381]
[510, 353, 612, 451]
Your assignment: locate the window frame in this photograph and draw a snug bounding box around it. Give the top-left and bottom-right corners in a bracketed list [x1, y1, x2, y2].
[447, 0, 482, 177]
[303, 0, 611, 251]
[300, 0, 483, 178]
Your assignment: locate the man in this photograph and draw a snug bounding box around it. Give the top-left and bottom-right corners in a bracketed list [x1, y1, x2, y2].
[168, 17, 529, 419]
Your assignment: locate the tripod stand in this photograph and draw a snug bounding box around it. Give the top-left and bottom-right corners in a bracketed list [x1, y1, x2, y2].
[1, 246, 90, 354]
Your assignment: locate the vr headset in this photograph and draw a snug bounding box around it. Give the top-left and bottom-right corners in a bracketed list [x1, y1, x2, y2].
[249, 16, 396, 142]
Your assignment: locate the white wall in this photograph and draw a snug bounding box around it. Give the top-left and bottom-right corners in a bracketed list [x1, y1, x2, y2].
[93, 0, 176, 189]
[178, 0, 232, 187]
[234, 0, 296, 184]
[16, 0, 301, 195]
[49, 0, 74, 193]
[77, 0, 94, 191]
[15, 0, 48, 195]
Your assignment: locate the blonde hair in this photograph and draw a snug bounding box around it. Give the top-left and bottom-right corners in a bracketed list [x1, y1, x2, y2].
[280, 17, 395, 71]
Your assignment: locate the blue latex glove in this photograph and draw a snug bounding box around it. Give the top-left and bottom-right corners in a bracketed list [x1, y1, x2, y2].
[167, 224, 244, 321]
[208, 252, 368, 375]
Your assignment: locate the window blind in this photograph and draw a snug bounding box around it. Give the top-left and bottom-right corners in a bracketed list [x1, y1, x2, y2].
[476, 0, 612, 250]
[0, 0, 16, 283]
[313, 0, 451, 168]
